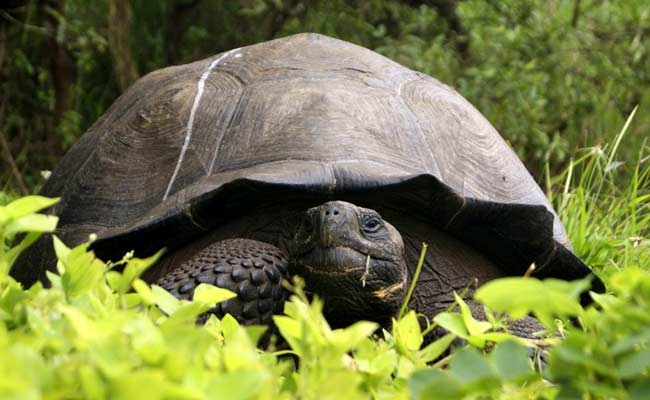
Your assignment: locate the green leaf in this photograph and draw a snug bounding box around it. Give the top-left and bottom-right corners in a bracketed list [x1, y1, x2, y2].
[330, 321, 378, 352]
[56, 239, 105, 298]
[52, 236, 72, 274]
[550, 334, 616, 378]
[115, 250, 165, 293]
[393, 310, 423, 354]
[417, 333, 455, 363]
[619, 349, 650, 379]
[366, 349, 398, 376]
[454, 293, 492, 337]
[193, 284, 237, 305]
[409, 369, 463, 400]
[477, 332, 529, 345]
[132, 278, 155, 305]
[629, 379, 650, 400]
[449, 347, 498, 388]
[3, 196, 59, 220]
[433, 312, 468, 339]
[3, 232, 41, 275]
[474, 277, 585, 328]
[151, 285, 181, 315]
[610, 328, 650, 356]
[79, 365, 107, 400]
[205, 370, 269, 400]
[5, 214, 58, 236]
[124, 318, 166, 365]
[221, 313, 241, 341]
[491, 340, 534, 382]
[273, 315, 304, 355]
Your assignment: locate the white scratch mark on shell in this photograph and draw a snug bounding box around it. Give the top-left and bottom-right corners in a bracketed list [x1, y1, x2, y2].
[163, 48, 240, 200]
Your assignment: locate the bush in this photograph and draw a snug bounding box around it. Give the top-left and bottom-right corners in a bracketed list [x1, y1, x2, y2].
[1, 175, 649, 398]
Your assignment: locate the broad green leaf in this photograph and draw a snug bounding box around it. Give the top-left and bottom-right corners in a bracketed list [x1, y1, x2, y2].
[221, 313, 241, 341]
[477, 332, 530, 345]
[151, 284, 181, 315]
[417, 333, 455, 363]
[110, 370, 168, 399]
[57, 240, 105, 298]
[330, 321, 378, 352]
[3, 232, 42, 273]
[193, 284, 237, 304]
[491, 340, 534, 381]
[449, 347, 498, 387]
[163, 302, 211, 325]
[52, 236, 72, 274]
[433, 312, 468, 339]
[132, 278, 155, 305]
[59, 305, 97, 342]
[0, 284, 28, 321]
[474, 277, 585, 328]
[116, 250, 165, 293]
[205, 370, 269, 400]
[366, 349, 398, 376]
[393, 311, 423, 354]
[454, 293, 492, 337]
[124, 318, 166, 365]
[243, 325, 268, 346]
[409, 369, 463, 400]
[611, 328, 650, 356]
[630, 380, 650, 400]
[2, 196, 59, 220]
[550, 335, 616, 378]
[273, 315, 303, 355]
[79, 365, 107, 400]
[619, 349, 650, 379]
[5, 214, 58, 236]
[105, 270, 124, 292]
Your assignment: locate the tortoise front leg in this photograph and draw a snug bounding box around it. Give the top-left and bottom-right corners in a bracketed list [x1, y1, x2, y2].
[156, 239, 289, 325]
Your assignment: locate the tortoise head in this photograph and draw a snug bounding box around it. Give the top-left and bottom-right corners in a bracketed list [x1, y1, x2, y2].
[289, 201, 407, 327]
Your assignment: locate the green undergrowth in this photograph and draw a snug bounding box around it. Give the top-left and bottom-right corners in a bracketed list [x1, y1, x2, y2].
[1, 192, 649, 398]
[548, 108, 650, 276]
[1, 122, 649, 400]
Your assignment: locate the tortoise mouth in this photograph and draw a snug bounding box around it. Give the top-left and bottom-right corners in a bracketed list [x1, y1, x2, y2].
[295, 246, 373, 274]
[292, 245, 407, 328]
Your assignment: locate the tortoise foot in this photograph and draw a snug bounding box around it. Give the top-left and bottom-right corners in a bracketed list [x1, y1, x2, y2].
[156, 238, 289, 325]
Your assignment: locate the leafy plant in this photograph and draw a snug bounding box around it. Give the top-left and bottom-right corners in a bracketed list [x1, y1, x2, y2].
[2, 153, 650, 399]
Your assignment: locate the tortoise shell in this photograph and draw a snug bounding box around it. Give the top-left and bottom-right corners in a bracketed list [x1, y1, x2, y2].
[14, 33, 602, 295]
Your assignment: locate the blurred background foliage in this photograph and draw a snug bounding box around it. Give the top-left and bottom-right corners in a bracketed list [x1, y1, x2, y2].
[1, 0, 649, 194]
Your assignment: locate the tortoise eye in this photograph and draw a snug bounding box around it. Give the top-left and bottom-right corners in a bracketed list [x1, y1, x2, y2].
[362, 217, 383, 233]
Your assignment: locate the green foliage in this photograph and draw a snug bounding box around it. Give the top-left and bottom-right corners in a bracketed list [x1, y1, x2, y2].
[548, 268, 650, 399]
[2, 194, 650, 398]
[549, 108, 650, 275]
[2, 3, 649, 397]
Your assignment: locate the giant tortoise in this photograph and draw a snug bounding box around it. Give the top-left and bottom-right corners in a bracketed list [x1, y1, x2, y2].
[14, 33, 603, 335]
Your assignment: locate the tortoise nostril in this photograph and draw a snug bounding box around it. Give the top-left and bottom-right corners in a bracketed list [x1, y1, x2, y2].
[325, 211, 330, 216]
[333, 210, 339, 215]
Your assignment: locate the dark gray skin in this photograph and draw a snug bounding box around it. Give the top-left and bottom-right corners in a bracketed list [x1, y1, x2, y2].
[290, 201, 407, 327]
[157, 201, 408, 329]
[156, 200, 544, 340]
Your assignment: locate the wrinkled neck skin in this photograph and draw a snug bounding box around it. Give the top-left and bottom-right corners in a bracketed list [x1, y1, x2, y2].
[287, 201, 408, 328]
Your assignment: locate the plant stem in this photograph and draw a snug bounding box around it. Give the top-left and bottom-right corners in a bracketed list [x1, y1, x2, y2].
[399, 243, 427, 318]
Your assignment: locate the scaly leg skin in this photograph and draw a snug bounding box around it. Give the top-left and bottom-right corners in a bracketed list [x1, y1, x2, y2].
[466, 300, 547, 340]
[466, 300, 549, 367]
[427, 299, 549, 366]
[156, 239, 289, 325]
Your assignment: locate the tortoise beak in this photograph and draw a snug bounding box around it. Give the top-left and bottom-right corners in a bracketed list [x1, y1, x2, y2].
[315, 201, 356, 247]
